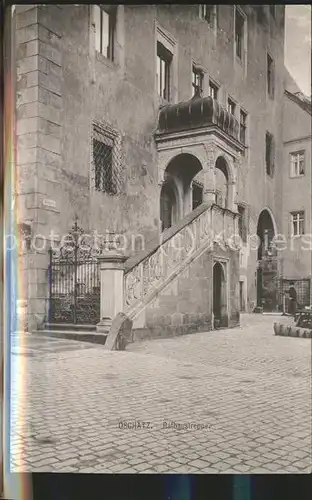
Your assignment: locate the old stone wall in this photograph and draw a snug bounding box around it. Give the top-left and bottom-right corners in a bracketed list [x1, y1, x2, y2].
[133, 244, 239, 340]
[15, 5, 63, 329]
[15, 5, 286, 326]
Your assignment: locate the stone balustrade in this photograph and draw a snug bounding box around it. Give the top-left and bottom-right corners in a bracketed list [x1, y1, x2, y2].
[124, 203, 240, 316]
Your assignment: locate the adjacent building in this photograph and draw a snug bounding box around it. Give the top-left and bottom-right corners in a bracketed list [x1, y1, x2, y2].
[280, 70, 312, 308]
[14, 4, 309, 333]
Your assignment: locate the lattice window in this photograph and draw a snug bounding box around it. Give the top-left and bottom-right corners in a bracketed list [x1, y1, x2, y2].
[91, 121, 122, 195]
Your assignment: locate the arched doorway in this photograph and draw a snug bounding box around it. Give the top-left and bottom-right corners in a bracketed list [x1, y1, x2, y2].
[160, 153, 203, 231]
[256, 209, 278, 311]
[215, 156, 229, 209]
[213, 262, 228, 329]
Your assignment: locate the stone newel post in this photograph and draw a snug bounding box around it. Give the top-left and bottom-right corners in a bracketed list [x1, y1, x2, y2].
[96, 253, 127, 334]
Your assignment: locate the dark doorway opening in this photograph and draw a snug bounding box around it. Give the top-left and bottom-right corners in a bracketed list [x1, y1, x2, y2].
[213, 262, 228, 328]
[239, 280, 245, 312]
[256, 209, 277, 311]
[192, 182, 203, 210]
[160, 181, 176, 231]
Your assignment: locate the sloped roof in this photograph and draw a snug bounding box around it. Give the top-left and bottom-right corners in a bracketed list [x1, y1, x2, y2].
[284, 66, 312, 116]
[284, 66, 302, 94]
[285, 90, 312, 116]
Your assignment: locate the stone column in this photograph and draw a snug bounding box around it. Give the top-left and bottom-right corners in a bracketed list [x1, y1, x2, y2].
[227, 180, 236, 212]
[96, 253, 127, 334]
[203, 144, 216, 203]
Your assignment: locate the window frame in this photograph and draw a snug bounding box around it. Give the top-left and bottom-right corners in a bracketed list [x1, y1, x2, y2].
[290, 211, 305, 237]
[94, 5, 117, 61]
[192, 65, 204, 97]
[267, 52, 275, 99]
[237, 204, 248, 243]
[290, 150, 305, 178]
[234, 6, 245, 62]
[265, 131, 275, 176]
[208, 79, 219, 100]
[239, 109, 247, 145]
[91, 121, 121, 196]
[155, 23, 177, 104]
[157, 42, 172, 102]
[227, 96, 236, 116]
[199, 5, 217, 31]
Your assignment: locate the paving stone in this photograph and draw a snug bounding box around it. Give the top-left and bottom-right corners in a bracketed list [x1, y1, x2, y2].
[12, 314, 311, 475]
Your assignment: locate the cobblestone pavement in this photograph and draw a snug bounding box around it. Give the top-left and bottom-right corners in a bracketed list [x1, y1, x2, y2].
[10, 314, 311, 474]
[11, 332, 95, 358]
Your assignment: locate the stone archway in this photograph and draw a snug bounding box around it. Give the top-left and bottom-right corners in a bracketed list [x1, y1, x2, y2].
[213, 261, 228, 329]
[160, 153, 203, 231]
[256, 208, 278, 311]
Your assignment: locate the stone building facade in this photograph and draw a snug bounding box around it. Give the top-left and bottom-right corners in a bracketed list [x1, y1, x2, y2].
[15, 5, 289, 332]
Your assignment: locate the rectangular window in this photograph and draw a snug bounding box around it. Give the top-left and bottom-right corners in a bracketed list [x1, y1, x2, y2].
[267, 53, 275, 98]
[92, 124, 119, 195]
[239, 110, 247, 145]
[94, 5, 116, 61]
[192, 66, 204, 97]
[290, 151, 305, 178]
[235, 8, 245, 60]
[227, 97, 236, 115]
[157, 42, 172, 101]
[208, 80, 219, 100]
[265, 132, 275, 176]
[199, 5, 217, 28]
[237, 205, 247, 242]
[291, 211, 305, 236]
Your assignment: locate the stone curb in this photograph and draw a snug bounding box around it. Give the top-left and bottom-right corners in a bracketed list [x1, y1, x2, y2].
[37, 330, 108, 344]
[273, 322, 312, 339]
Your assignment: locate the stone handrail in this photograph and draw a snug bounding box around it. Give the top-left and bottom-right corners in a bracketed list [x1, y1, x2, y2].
[124, 203, 240, 317]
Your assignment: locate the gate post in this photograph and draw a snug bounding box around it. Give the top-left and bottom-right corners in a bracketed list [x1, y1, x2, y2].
[96, 252, 127, 334]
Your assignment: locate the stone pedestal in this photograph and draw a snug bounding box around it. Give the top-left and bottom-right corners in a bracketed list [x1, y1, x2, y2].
[96, 253, 127, 334]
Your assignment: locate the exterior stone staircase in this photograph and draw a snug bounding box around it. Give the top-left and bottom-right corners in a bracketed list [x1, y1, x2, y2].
[38, 201, 240, 343]
[123, 201, 240, 339]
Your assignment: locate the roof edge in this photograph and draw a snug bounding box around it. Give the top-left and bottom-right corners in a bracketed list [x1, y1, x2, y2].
[284, 90, 312, 116]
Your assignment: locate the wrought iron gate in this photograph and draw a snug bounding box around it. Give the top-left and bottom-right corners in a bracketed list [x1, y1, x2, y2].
[277, 278, 311, 311]
[48, 220, 101, 325]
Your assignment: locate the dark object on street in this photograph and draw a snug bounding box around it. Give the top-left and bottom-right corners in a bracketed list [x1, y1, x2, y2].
[104, 312, 133, 351]
[287, 283, 297, 315]
[253, 306, 263, 313]
[295, 309, 312, 330]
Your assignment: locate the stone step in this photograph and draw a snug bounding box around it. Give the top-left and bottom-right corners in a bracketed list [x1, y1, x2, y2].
[38, 329, 107, 344]
[43, 323, 96, 332]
